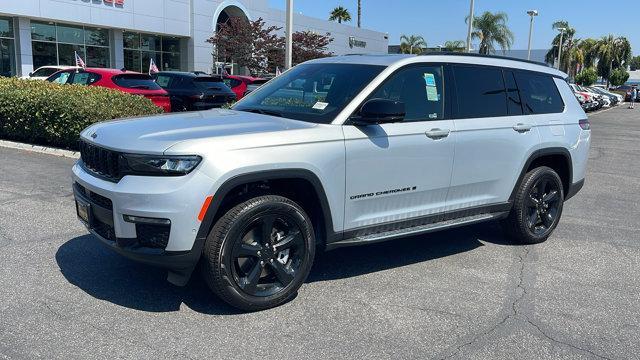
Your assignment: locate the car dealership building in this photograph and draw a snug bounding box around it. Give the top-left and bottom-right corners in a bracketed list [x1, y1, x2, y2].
[0, 0, 389, 77]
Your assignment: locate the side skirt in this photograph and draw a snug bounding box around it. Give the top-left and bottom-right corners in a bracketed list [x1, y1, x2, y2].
[326, 203, 511, 250]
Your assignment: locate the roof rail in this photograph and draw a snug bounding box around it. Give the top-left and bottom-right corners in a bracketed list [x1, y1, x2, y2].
[418, 51, 551, 68]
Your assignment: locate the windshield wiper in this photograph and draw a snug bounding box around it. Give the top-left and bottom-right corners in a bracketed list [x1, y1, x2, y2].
[239, 108, 284, 118]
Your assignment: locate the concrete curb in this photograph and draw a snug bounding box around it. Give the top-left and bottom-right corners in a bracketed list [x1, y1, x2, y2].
[0, 139, 80, 159]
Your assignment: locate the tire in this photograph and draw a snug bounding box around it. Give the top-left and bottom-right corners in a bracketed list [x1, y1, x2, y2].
[201, 195, 315, 311]
[504, 166, 565, 244]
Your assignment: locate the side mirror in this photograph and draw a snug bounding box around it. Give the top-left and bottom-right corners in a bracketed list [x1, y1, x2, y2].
[352, 98, 405, 125]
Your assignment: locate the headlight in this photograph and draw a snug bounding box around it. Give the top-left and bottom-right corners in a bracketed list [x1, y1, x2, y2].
[122, 154, 202, 176]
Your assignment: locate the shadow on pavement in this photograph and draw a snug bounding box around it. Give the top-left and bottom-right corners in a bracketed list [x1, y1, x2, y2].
[56, 221, 515, 314]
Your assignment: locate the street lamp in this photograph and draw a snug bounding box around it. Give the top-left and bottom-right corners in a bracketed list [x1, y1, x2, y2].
[556, 27, 566, 70]
[285, 0, 293, 70]
[526, 10, 538, 60]
[466, 0, 475, 53]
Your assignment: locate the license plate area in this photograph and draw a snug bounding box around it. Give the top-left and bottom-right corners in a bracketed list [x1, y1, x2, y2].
[76, 197, 91, 225]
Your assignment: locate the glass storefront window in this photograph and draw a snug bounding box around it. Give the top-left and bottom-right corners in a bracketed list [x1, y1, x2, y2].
[0, 17, 15, 77]
[124, 31, 183, 72]
[31, 22, 110, 69]
[57, 24, 84, 44]
[31, 21, 56, 42]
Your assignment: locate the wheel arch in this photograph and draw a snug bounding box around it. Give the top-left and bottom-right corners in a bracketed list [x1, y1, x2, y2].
[195, 169, 337, 250]
[509, 147, 573, 203]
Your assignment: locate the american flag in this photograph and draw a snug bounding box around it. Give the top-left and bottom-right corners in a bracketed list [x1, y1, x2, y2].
[149, 58, 159, 75]
[219, 66, 229, 76]
[275, 67, 282, 76]
[74, 51, 86, 69]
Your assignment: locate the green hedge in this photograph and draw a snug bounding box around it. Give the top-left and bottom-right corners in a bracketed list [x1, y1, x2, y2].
[0, 77, 163, 150]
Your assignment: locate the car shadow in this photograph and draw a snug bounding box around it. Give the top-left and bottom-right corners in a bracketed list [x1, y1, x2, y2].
[55, 221, 514, 315]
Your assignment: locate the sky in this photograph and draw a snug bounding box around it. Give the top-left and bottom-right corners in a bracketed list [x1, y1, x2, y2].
[267, 0, 639, 55]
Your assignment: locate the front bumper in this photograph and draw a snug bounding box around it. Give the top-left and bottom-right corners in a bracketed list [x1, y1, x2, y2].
[72, 161, 216, 285]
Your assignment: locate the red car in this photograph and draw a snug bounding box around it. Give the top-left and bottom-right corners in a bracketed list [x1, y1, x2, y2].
[46, 68, 171, 112]
[223, 75, 268, 100]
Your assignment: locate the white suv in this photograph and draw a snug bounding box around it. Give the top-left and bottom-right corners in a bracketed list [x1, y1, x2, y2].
[72, 54, 591, 310]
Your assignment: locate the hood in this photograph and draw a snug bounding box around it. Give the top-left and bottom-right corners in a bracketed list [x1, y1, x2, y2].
[80, 109, 316, 154]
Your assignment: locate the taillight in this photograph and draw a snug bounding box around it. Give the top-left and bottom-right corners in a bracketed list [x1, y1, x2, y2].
[579, 119, 590, 130]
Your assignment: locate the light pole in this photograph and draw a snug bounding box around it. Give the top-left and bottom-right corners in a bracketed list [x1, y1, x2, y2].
[285, 0, 293, 70]
[556, 27, 566, 70]
[466, 0, 475, 53]
[526, 10, 538, 60]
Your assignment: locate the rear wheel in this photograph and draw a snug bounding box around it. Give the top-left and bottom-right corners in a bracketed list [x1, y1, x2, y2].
[201, 195, 315, 311]
[504, 166, 564, 244]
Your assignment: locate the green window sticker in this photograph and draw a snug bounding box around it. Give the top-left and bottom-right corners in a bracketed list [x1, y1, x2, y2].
[426, 85, 439, 102]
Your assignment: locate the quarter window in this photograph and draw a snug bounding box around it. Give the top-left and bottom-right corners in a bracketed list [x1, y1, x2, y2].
[514, 72, 564, 114]
[453, 65, 507, 119]
[369, 65, 445, 121]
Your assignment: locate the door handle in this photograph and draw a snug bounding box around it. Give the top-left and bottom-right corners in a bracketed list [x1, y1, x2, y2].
[513, 123, 533, 133]
[425, 128, 450, 140]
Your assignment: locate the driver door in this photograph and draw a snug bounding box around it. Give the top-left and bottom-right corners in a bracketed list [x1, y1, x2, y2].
[342, 64, 456, 233]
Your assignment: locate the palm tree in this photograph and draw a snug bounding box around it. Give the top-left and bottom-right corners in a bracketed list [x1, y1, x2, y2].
[545, 21, 577, 71]
[465, 11, 514, 55]
[578, 38, 599, 68]
[444, 40, 466, 52]
[596, 35, 633, 86]
[329, 6, 351, 24]
[357, 0, 362, 28]
[400, 35, 427, 54]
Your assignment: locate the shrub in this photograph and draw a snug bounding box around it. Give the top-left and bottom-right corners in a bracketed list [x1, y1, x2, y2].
[0, 78, 162, 150]
[574, 68, 598, 86]
[609, 68, 629, 87]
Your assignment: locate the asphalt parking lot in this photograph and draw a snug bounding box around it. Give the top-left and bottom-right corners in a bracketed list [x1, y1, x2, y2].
[1, 105, 639, 360]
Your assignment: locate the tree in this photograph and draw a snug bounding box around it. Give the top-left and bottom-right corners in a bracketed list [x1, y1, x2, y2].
[207, 17, 283, 75]
[444, 40, 466, 52]
[357, 0, 362, 28]
[545, 21, 577, 72]
[329, 6, 351, 24]
[574, 68, 598, 86]
[466, 11, 514, 54]
[630, 56, 640, 71]
[268, 31, 334, 70]
[609, 68, 629, 87]
[596, 35, 632, 86]
[400, 34, 427, 54]
[578, 38, 599, 68]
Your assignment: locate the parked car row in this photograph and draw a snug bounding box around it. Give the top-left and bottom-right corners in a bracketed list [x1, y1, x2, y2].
[32, 65, 270, 113]
[570, 83, 623, 112]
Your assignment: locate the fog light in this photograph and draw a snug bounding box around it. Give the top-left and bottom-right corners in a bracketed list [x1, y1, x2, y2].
[123, 215, 171, 225]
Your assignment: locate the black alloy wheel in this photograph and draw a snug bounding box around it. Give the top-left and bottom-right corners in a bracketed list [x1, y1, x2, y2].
[202, 195, 315, 311]
[504, 166, 564, 244]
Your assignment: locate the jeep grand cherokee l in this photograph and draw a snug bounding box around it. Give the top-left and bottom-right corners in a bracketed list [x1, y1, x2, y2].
[72, 54, 590, 311]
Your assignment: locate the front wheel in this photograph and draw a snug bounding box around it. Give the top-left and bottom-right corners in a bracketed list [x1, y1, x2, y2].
[504, 166, 564, 244]
[201, 195, 315, 311]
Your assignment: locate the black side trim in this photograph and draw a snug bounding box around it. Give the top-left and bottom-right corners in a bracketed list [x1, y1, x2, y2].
[509, 147, 573, 202]
[339, 202, 511, 241]
[565, 179, 584, 201]
[194, 169, 337, 252]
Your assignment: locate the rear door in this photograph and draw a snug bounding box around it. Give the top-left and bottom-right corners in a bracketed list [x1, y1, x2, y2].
[445, 65, 541, 212]
[343, 64, 456, 231]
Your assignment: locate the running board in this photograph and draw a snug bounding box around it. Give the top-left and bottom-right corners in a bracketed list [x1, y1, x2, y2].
[327, 212, 508, 250]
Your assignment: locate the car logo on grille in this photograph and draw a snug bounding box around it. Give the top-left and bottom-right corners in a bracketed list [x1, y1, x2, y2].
[91, 132, 98, 139]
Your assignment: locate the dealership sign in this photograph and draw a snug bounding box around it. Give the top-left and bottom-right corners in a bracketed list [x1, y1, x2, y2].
[348, 36, 367, 49]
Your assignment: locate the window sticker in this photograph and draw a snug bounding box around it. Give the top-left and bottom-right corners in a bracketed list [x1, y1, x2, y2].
[423, 73, 436, 87]
[426, 86, 439, 102]
[312, 101, 329, 110]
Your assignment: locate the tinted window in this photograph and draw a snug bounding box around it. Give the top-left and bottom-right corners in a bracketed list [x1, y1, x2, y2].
[71, 72, 101, 85]
[515, 72, 564, 114]
[454, 65, 507, 118]
[193, 77, 226, 90]
[224, 78, 242, 88]
[112, 74, 162, 90]
[368, 65, 445, 121]
[155, 75, 172, 88]
[233, 63, 384, 124]
[504, 70, 523, 115]
[47, 71, 72, 84]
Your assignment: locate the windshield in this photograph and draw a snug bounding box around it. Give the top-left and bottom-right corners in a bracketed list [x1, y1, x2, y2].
[233, 63, 385, 124]
[32, 68, 59, 77]
[113, 74, 162, 90]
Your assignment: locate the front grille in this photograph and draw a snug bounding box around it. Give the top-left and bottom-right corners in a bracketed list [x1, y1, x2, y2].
[79, 140, 122, 182]
[74, 182, 113, 209]
[136, 224, 170, 249]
